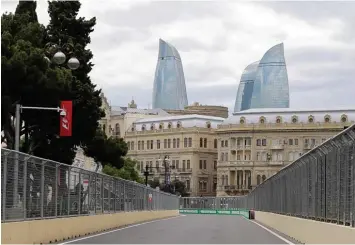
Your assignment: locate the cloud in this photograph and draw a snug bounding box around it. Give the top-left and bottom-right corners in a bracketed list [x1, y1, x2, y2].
[2, 0, 354, 113]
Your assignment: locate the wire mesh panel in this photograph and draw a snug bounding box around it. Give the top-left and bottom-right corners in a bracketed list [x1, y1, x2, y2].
[1, 149, 179, 222]
[180, 125, 355, 227]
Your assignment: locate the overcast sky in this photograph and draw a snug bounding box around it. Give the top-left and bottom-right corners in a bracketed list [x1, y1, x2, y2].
[2, 0, 355, 111]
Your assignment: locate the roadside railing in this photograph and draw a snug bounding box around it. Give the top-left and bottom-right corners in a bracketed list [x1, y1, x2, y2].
[245, 124, 355, 227]
[1, 149, 179, 222]
[181, 124, 355, 227]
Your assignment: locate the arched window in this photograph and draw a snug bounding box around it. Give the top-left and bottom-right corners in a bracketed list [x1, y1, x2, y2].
[259, 117, 266, 124]
[324, 115, 331, 123]
[206, 122, 211, 128]
[240, 117, 245, 124]
[276, 116, 282, 124]
[177, 122, 182, 128]
[291, 116, 298, 123]
[308, 115, 314, 123]
[115, 123, 120, 136]
[341, 114, 348, 123]
[150, 124, 155, 130]
[142, 124, 146, 131]
[168, 123, 172, 129]
[159, 123, 163, 130]
[262, 175, 266, 182]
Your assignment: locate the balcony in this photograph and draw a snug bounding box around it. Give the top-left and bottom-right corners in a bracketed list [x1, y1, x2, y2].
[221, 185, 252, 195]
[271, 144, 284, 150]
[268, 161, 284, 166]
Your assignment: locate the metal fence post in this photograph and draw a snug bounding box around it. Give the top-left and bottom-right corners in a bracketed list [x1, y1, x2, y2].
[78, 171, 81, 215]
[23, 156, 28, 219]
[67, 167, 71, 216]
[40, 161, 45, 218]
[55, 165, 58, 217]
[2, 153, 8, 221]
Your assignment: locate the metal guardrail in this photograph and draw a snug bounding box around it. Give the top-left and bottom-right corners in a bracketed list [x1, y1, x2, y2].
[181, 124, 355, 227]
[1, 149, 179, 222]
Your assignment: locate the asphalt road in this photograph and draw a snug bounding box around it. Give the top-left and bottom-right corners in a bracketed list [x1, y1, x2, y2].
[64, 214, 298, 244]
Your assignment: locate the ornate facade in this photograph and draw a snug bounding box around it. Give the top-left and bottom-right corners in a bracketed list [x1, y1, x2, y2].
[125, 114, 225, 196]
[216, 108, 355, 196]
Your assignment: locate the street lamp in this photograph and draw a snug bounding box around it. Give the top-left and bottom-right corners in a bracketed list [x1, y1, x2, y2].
[158, 155, 171, 187]
[44, 40, 80, 70]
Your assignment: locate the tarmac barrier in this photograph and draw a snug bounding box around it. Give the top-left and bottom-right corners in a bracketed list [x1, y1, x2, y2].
[179, 209, 251, 219]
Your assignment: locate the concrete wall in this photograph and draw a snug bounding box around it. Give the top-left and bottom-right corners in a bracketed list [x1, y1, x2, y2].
[2, 210, 179, 244]
[255, 211, 355, 244]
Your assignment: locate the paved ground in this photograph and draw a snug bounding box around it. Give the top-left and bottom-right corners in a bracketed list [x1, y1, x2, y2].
[64, 214, 299, 244]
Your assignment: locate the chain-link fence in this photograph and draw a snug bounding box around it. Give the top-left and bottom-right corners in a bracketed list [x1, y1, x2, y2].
[245, 124, 355, 227]
[1, 149, 179, 222]
[181, 124, 355, 227]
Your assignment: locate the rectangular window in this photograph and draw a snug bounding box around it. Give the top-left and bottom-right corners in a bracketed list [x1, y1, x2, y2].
[173, 139, 176, 148]
[141, 141, 145, 150]
[203, 160, 207, 169]
[237, 154, 241, 160]
[172, 160, 176, 169]
[204, 138, 207, 148]
[164, 139, 167, 148]
[127, 142, 130, 150]
[294, 139, 298, 145]
[199, 160, 203, 169]
[214, 139, 217, 148]
[225, 140, 228, 147]
[147, 140, 150, 149]
[182, 160, 186, 170]
[131, 141, 135, 150]
[184, 138, 187, 147]
[186, 180, 190, 190]
[187, 160, 191, 169]
[262, 139, 266, 146]
[176, 160, 179, 169]
[221, 141, 224, 147]
[200, 138, 203, 147]
[177, 138, 180, 148]
[288, 139, 293, 146]
[168, 139, 171, 148]
[214, 161, 217, 170]
[157, 140, 160, 149]
[188, 138, 192, 147]
[256, 139, 261, 146]
[138, 141, 141, 150]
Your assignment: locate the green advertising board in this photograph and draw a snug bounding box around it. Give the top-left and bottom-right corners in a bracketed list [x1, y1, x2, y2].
[179, 209, 249, 218]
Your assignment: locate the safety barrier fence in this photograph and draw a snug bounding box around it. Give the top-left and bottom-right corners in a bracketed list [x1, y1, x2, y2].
[1, 149, 179, 222]
[181, 124, 355, 227]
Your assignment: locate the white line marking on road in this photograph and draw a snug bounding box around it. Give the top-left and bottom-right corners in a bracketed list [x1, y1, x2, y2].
[246, 219, 295, 245]
[58, 215, 185, 244]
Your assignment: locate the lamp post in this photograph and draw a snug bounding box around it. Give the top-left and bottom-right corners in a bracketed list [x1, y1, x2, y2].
[44, 40, 80, 70]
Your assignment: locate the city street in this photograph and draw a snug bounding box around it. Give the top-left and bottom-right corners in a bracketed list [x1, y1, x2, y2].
[63, 215, 299, 244]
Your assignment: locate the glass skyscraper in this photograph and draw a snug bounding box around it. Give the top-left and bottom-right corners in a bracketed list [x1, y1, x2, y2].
[152, 39, 188, 110]
[234, 43, 290, 112]
[234, 61, 259, 112]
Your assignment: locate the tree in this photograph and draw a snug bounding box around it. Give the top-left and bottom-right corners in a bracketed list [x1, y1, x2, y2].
[1, 0, 74, 212]
[103, 158, 144, 184]
[83, 128, 127, 169]
[24, 0, 104, 164]
[148, 179, 160, 189]
[1, 1, 73, 154]
[160, 180, 189, 197]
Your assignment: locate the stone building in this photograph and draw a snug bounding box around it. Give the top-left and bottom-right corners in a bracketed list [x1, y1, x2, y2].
[216, 108, 355, 196]
[124, 114, 225, 196]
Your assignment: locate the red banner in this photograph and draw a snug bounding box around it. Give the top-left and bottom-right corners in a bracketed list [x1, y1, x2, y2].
[59, 101, 72, 137]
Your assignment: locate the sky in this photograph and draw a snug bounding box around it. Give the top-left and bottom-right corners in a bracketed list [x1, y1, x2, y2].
[2, 0, 355, 112]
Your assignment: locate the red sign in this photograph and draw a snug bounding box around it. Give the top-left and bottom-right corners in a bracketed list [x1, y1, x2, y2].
[60, 101, 73, 137]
